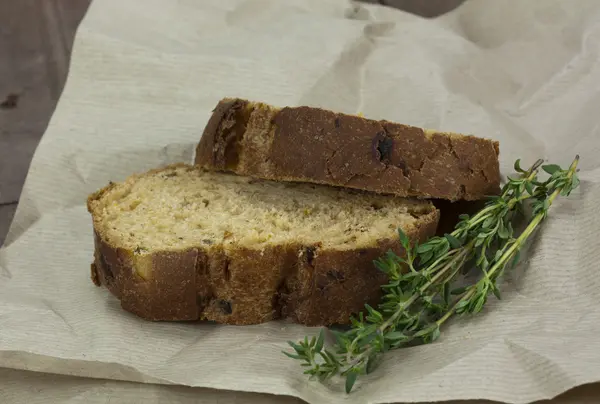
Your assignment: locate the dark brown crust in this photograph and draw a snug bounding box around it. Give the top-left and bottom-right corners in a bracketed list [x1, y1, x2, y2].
[194, 99, 250, 170]
[195, 98, 501, 202]
[87, 168, 440, 326]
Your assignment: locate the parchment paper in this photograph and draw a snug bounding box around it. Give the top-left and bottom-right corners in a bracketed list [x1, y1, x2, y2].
[1, 369, 599, 404]
[1, 1, 600, 403]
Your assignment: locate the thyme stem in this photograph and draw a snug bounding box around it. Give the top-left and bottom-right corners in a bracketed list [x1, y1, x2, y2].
[284, 156, 581, 393]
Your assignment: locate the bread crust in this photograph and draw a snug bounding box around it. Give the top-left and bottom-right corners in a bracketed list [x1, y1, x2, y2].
[195, 98, 501, 202]
[87, 176, 440, 326]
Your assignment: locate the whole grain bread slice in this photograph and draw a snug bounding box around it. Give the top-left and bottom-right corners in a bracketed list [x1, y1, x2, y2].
[195, 98, 501, 202]
[87, 164, 439, 326]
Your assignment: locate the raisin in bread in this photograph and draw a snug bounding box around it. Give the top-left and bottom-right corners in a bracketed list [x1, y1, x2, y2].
[195, 98, 501, 202]
[87, 164, 439, 326]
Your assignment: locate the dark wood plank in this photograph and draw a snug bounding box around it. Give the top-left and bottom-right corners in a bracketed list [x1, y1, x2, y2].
[0, 203, 17, 247]
[361, 0, 466, 17]
[0, 0, 90, 245]
[0, 0, 90, 205]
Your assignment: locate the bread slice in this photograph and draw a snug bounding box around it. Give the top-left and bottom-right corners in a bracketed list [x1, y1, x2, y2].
[87, 164, 439, 326]
[194, 98, 501, 202]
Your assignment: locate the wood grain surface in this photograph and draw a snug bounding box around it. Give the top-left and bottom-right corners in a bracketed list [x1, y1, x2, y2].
[0, 0, 90, 246]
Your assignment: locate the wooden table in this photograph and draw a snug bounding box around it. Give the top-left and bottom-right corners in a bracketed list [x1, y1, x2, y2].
[0, 0, 597, 402]
[0, 0, 90, 246]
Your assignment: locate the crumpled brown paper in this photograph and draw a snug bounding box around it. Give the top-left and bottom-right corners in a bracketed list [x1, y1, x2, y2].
[2, 1, 600, 403]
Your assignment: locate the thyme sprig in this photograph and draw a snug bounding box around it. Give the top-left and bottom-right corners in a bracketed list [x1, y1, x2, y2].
[284, 156, 580, 393]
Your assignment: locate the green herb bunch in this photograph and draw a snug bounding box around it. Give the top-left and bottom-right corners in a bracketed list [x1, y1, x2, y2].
[284, 156, 581, 393]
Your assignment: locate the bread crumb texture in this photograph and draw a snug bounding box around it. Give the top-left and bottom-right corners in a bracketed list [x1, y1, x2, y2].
[90, 165, 433, 253]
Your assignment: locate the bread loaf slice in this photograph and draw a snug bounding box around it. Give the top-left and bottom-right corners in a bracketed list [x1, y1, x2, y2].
[195, 98, 501, 202]
[87, 164, 439, 326]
